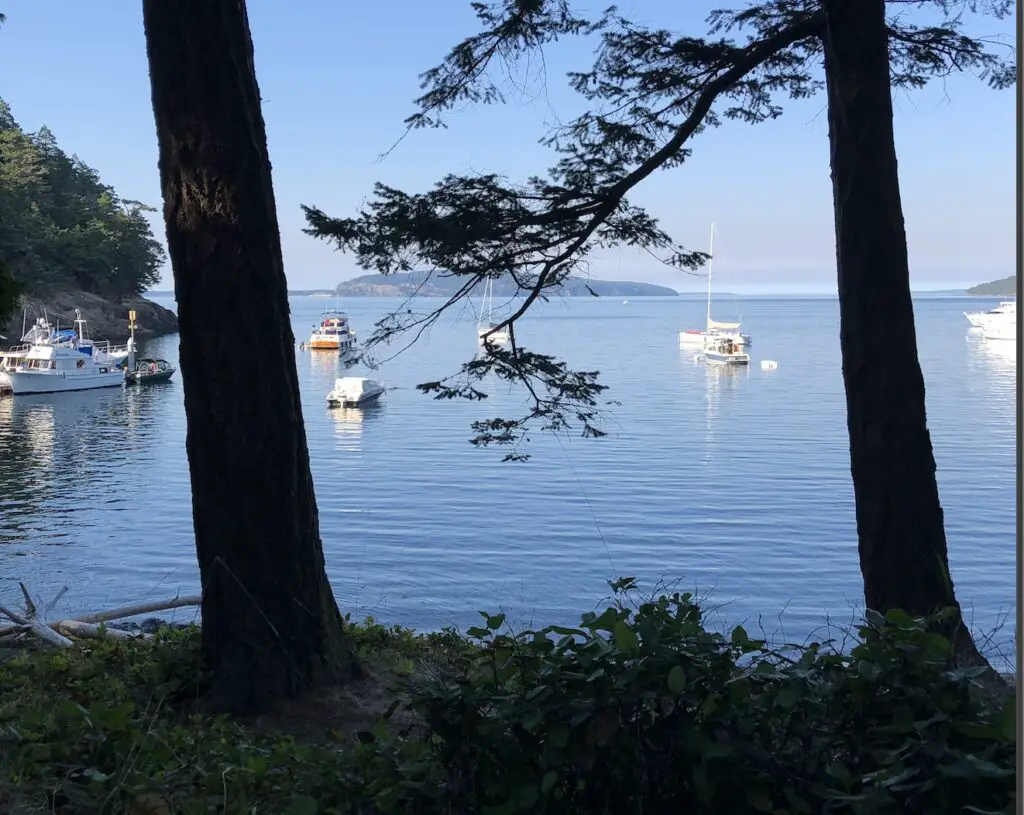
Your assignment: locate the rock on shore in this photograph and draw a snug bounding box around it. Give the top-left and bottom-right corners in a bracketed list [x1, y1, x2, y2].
[2, 290, 178, 344]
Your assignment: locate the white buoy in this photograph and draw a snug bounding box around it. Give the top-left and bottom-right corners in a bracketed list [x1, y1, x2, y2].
[761, 360, 778, 371]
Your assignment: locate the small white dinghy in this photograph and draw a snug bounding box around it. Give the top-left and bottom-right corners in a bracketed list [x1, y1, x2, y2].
[326, 377, 385, 408]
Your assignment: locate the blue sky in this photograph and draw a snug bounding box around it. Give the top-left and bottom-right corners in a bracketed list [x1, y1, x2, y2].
[0, 0, 1015, 294]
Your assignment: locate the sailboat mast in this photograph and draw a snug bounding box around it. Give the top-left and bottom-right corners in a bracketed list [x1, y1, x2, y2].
[705, 223, 715, 331]
[482, 277, 493, 326]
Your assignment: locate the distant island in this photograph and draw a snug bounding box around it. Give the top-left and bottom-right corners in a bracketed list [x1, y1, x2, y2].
[0, 99, 177, 342]
[966, 276, 1016, 297]
[329, 272, 679, 298]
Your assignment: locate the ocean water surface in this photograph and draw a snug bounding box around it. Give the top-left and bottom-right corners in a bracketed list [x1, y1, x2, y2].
[0, 293, 1016, 665]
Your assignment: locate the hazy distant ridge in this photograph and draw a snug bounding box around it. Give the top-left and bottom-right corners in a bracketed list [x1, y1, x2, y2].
[966, 276, 1015, 297]
[328, 272, 679, 298]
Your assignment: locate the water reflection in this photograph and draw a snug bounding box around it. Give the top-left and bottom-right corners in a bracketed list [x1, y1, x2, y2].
[966, 335, 1015, 403]
[0, 397, 56, 473]
[0, 385, 186, 547]
[304, 348, 335, 372]
[328, 403, 384, 452]
[0, 393, 117, 546]
[966, 337, 1016, 380]
[702, 363, 747, 459]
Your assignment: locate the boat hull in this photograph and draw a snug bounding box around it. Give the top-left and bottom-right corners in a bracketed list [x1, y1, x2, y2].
[704, 351, 750, 366]
[965, 301, 1016, 339]
[679, 330, 751, 349]
[478, 326, 511, 345]
[7, 370, 125, 394]
[308, 339, 344, 350]
[981, 322, 1016, 341]
[679, 330, 707, 347]
[308, 338, 358, 358]
[329, 391, 383, 408]
[965, 314, 1016, 340]
[129, 370, 176, 385]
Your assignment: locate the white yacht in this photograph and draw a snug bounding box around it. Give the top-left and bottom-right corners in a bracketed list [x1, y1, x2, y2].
[326, 376, 385, 408]
[964, 299, 1016, 341]
[1, 315, 56, 392]
[680, 224, 752, 351]
[308, 305, 357, 359]
[5, 310, 135, 395]
[0, 344, 29, 392]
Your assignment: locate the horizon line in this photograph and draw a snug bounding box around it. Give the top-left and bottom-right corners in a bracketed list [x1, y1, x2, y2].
[145, 285, 1005, 298]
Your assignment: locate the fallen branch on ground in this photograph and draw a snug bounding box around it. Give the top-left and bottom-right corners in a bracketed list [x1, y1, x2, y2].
[73, 594, 202, 625]
[55, 620, 140, 641]
[0, 584, 201, 648]
[0, 596, 74, 648]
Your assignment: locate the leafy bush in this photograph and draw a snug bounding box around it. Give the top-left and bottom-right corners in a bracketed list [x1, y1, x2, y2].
[407, 579, 1016, 815]
[0, 587, 1014, 815]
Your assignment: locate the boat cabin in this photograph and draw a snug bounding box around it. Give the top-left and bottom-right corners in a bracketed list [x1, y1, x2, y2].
[0, 346, 28, 371]
[315, 311, 351, 332]
[20, 343, 113, 375]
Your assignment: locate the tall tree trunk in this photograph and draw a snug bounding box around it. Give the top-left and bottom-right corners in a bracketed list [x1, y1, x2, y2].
[820, 0, 988, 669]
[141, 0, 359, 712]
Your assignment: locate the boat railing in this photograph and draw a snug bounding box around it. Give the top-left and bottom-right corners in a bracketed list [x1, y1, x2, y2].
[82, 339, 128, 357]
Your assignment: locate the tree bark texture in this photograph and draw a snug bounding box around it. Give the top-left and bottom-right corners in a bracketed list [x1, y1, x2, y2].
[141, 0, 358, 712]
[820, 0, 985, 666]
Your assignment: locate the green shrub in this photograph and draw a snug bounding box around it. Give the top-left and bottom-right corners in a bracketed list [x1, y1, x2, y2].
[406, 579, 1016, 814]
[0, 587, 1014, 814]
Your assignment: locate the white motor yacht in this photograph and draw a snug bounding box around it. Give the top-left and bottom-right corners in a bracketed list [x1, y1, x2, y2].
[309, 305, 357, 360]
[964, 299, 1016, 341]
[326, 377, 385, 408]
[5, 310, 135, 395]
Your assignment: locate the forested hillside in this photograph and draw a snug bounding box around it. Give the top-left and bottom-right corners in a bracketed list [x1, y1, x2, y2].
[334, 271, 679, 298]
[0, 99, 165, 300]
[966, 276, 1015, 297]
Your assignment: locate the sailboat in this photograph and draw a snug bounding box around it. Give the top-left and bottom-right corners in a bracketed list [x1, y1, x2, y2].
[679, 223, 752, 352]
[477, 277, 511, 345]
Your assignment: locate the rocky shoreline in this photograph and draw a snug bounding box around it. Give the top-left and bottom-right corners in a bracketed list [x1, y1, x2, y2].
[2, 290, 178, 344]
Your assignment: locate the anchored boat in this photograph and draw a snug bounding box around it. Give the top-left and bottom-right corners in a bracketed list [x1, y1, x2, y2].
[326, 376, 385, 408]
[702, 334, 750, 366]
[679, 224, 752, 351]
[126, 358, 176, 385]
[5, 310, 135, 395]
[964, 299, 1016, 341]
[309, 304, 357, 359]
[477, 277, 511, 346]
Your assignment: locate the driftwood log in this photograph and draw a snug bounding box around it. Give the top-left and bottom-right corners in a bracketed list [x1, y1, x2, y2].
[0, 582, 201, 648]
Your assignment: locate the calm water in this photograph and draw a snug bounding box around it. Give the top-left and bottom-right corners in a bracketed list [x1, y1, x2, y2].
[0, 294, 1016, 665]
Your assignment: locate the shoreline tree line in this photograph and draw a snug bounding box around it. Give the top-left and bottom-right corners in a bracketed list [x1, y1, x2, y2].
[0, 97, 165, 325]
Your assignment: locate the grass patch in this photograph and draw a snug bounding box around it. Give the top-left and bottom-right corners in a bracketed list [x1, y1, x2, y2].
[0, 581, 1015, 814]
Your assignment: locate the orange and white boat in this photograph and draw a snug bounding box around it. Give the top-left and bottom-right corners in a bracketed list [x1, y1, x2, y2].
[308, 309, 357, 358]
